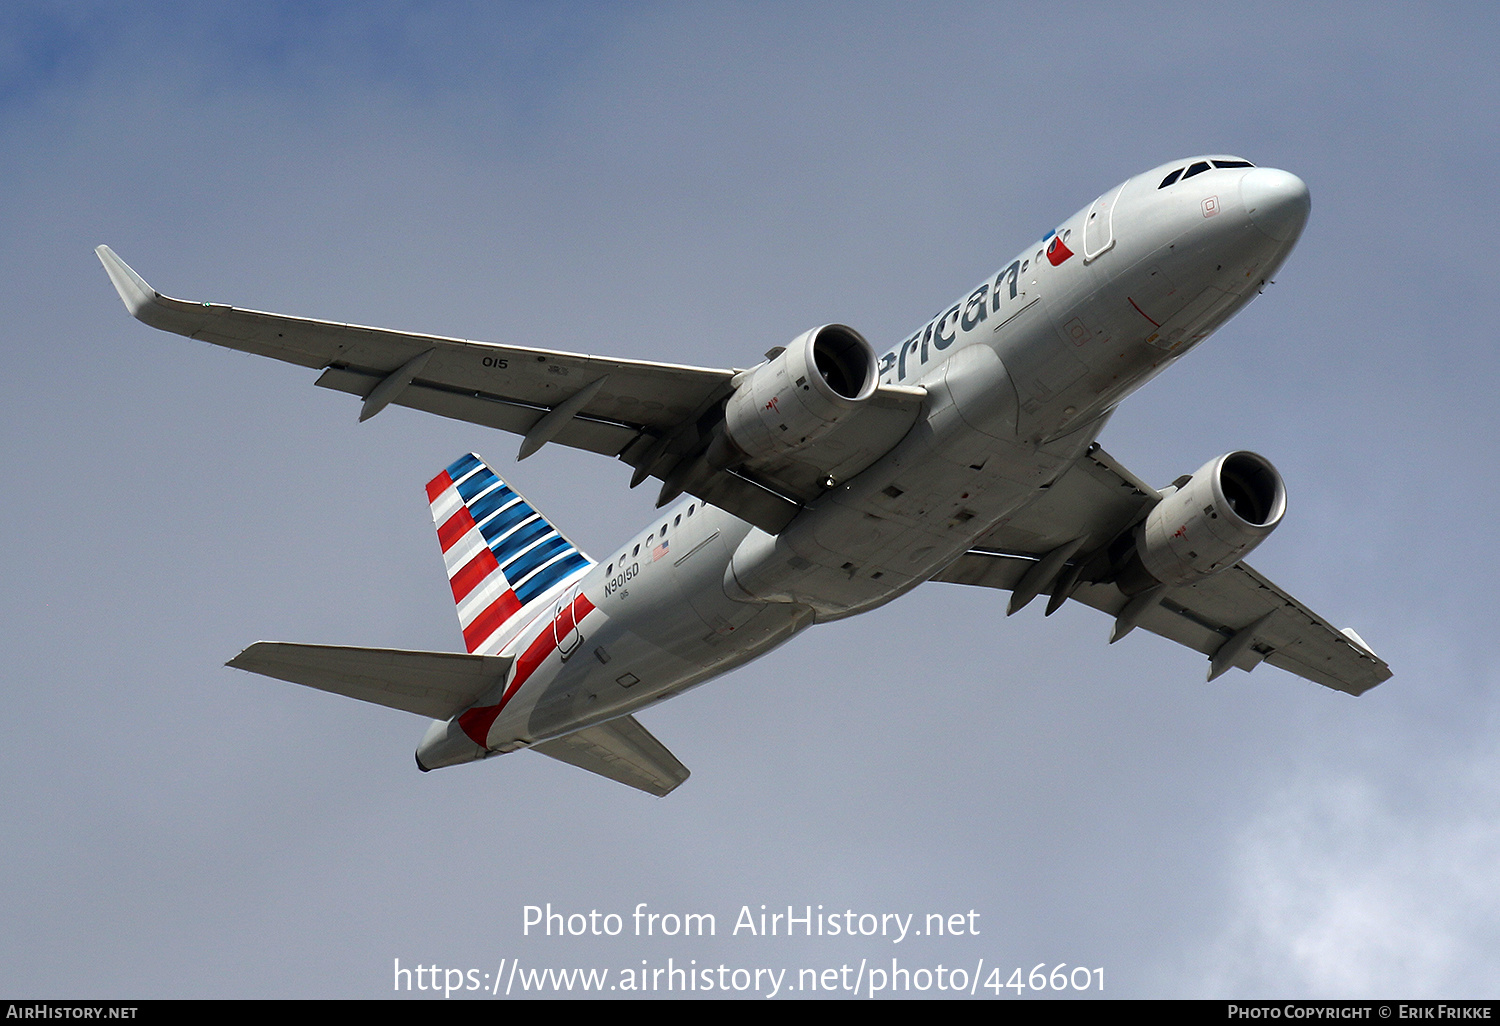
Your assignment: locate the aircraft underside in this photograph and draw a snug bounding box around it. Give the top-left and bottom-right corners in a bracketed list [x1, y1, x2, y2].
[99, 154, 1391, 797]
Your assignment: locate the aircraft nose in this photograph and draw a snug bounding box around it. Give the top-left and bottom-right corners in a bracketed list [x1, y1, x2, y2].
[1240, 168, 1310, 242]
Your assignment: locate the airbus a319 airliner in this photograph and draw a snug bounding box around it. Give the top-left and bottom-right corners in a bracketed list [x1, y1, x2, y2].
[98, 155, 1390, 796]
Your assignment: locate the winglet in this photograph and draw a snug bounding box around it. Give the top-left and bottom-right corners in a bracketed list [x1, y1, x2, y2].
[95, 246, 158, 320]
[1340, 627, 1376, 656]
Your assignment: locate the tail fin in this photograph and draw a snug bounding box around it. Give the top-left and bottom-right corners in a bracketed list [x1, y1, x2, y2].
[426, 453, 593, 655]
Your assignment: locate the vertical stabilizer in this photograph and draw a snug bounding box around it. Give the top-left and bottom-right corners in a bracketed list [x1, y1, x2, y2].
[426, 454, 593, 655]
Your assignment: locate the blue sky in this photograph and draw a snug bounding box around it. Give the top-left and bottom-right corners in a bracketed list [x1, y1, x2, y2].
[3, 1, 1498, 998]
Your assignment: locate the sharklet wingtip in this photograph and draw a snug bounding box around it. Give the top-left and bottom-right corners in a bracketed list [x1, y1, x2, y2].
[95, 245, 160, 320]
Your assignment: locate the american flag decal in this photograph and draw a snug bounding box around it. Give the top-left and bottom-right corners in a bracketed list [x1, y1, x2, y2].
[425, 454, 593, 656]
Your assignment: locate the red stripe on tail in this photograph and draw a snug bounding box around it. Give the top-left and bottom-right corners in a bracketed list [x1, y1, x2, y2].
[426, 471, 454, 504]
[456, 594, 596, 745]
[449, 547, 500, 603]
[437, 508, 476, 552]
[460, 589, 524, 652]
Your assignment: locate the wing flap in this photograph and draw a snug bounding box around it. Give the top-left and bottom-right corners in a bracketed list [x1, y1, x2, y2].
[227, 642, 514, 720]
[315, 365, 641, 458]
[933, 550, 1390, 695]
[531, 715, 690, 797]
[688, 470, 802, 534]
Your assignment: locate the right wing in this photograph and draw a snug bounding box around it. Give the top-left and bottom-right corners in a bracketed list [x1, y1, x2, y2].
[933, 444, 1391, 696]
[97, 247, 925, 533]
[936, 550, 1391, 695]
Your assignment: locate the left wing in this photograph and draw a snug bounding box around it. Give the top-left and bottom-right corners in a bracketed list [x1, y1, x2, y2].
[97, 247, 925, 533]
[933, 445, 1391, 696]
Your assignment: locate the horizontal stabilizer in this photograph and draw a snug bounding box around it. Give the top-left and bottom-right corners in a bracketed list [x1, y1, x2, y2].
[227, 642, 513, 720]
[532, 715, 689, 797]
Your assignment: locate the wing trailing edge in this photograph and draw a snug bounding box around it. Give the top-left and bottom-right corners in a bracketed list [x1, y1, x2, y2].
[935, 541, 1392, 696]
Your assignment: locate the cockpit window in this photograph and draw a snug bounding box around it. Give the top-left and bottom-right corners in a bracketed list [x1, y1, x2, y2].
[1160, 159, 1257, 189]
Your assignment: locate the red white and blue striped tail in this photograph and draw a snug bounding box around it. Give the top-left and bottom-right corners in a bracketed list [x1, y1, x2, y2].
[426, 454, 594, 656]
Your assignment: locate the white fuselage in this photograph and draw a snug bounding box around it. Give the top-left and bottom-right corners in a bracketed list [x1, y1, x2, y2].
[417, 157, 1310, 766]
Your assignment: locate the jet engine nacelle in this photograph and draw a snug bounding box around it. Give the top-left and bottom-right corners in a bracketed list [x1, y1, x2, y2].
[1125, 451, 1286, 589]
[723, 324, 877, 462]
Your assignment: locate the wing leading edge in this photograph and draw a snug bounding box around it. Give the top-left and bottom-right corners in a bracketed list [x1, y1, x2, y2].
[96, 247, 925, 534]
[933, 445, 1391, 696]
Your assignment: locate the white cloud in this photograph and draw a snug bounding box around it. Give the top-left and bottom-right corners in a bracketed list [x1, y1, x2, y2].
[1197, 744, 1500, 996]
